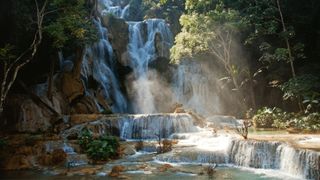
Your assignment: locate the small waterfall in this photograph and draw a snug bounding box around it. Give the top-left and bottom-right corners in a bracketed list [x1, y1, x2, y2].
[276, 144, 320, 179]
[173, 61, 221, 116]
[228, 140, 280, 169]
[119, 113, 197, 139]
[61, 114, 198, 140]
[82, 19, 128, 113]
[100, 0, 130, 19]
[127, 19, 173, 113]
[228, 140, 320, 179]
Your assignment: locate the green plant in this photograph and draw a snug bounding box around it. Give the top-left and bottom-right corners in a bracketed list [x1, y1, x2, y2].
[0, 138, 7, 149]
[280, 74, 320, 111]
[272, 112, 297, 129]
[78, 129, 119, 161]
[78, 128, 93, 150]
[291, 113, 320, 131]
[253, 107, 285, 128]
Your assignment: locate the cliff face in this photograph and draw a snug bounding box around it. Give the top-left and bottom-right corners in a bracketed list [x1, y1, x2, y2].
[1, 0, 174, 133]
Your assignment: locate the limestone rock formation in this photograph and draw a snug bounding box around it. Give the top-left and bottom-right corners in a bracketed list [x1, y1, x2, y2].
[101, 15, 129, 66]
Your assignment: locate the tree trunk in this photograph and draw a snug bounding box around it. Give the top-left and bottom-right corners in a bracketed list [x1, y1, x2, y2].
[277, 0, 304, 111]
[0, 101, 3, 119]
[276, 0, 296, 78]
[72, 47, 85, 78]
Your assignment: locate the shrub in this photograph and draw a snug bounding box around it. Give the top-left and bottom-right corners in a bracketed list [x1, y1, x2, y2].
[78, 129, 120, 161]
[78, 128, 93, 151]
[253, 107, 285, 128]
[292, 113, 320, 131]
[254, 107, 320, 131]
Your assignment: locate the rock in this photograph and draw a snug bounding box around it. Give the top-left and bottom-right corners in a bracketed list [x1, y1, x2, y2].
[158, 164, 173, 172]
[70, 114, 102, 125]
[70, 96, 99, 114]
[61, 72, 85, 103]
[4, 155, 32, 170]
[38, 154, 52, 166]
[4, 82, 67, 133]
[101, 15, 129, 66]
[187, 110, 206, 128]
[51, 149, 67, 165]
[169, 103, 183, 113]
[16, 146, 34, 155]
[203, 164, 216, 176]
[174, 107, 185, 113]
[121, 143, 136, 156]
[109, 165, 126, 177]
[287, 128, 302, 134]
[154, 32, 171, 58]
[67, 166, 102, 176]
[61, 60, 74, 72]
[149, 57, 170, 74]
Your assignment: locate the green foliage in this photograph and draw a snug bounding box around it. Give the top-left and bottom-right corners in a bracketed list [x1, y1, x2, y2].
[78, 128, 93, 150]
[0, 44, 16, 61]
[292, 113, 320, 131]
[280, 74, 320, 111]
[185, 0, 217, 13]
[44, 0, 97, 49]
[171, 1, 245, 63]
[253, 107, 292, 128]
[253, 107, 320, 131]
[142, 0, 185, 35]
[78, 129, 119, 161]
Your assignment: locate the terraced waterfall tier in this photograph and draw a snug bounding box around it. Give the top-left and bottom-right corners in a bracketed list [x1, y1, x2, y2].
[61, 113, 198, 140]
[157, 134, 320, 180]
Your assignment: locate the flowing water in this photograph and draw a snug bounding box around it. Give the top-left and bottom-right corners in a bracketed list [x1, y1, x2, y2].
[172, 61, 222, 116]
[126, 19, 173, 113]
[82, 18, 128, 113]
[18, 1, 318, 179]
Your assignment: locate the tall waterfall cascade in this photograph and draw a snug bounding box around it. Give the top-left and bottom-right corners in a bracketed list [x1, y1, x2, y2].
[82, 18, 128, 113]
[97, 0, 174, 113]
[127, 19, 173, 113]
[71, 1, 320, 179]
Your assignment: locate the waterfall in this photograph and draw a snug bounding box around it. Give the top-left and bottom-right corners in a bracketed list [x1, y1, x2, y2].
[173, 61, 221, 116]
[100, 0, 130, 19]
[228, 140, 320, 179]
[61, 113, 198, 140]
[126, 19, 173, 113]
[82, 19, 128, 113]
[119, 113, 197, 139]
[154, 134, 320, 179]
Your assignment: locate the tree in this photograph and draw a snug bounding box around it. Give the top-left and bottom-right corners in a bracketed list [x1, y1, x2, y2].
[171, 1, 251, 111]
[44, 0, 97, 50]
[0, 0, 48, 117]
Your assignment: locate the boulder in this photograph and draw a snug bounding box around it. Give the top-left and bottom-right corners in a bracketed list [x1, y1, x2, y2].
[154, 32, 171, 59]
[109, 165, 126, 177]
[120, 143, 136, 156]
[101, 15, 129, 66]
[174, 107, 186, 113]
[61, 72, 85, 103]
[70, 96, 99, 114]
[38, 148, 67, 166]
